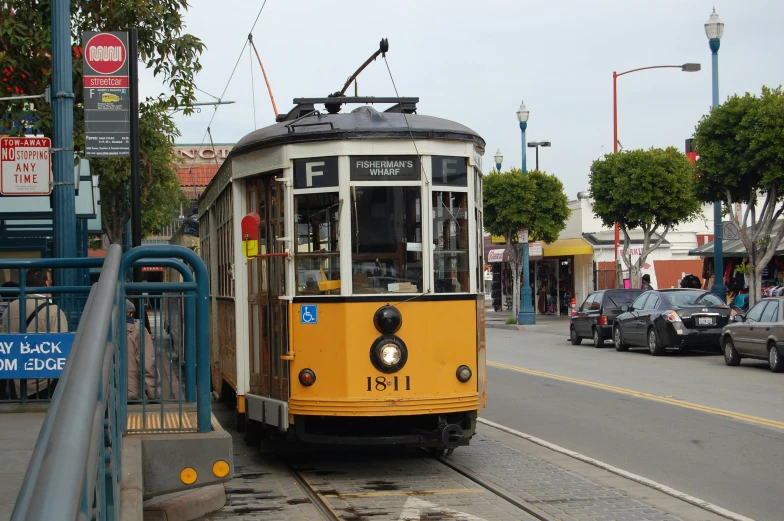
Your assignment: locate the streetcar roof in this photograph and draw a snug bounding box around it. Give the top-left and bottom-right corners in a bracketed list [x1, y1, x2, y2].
[231, 105, 485, 156]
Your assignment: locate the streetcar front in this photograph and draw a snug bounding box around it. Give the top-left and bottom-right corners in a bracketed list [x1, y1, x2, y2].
[200, 98, 487, 450]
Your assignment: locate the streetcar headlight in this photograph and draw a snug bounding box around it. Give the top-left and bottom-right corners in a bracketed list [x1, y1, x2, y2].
[369, 336, 408, 374]
[380, 344, 402, 366]
[456, 365, 472, 383]
[298, 368, 316, 386]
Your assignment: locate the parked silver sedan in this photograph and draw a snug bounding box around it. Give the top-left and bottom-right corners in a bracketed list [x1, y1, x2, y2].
[721, 296, 784, 372]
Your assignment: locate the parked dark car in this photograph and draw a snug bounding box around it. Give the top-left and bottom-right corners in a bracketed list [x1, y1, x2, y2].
[721, 296, 784, 372]
[612, 289, 730, 355]
[570, 289, 645, 347]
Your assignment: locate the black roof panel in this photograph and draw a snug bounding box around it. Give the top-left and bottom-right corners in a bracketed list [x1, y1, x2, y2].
[231, 106, 485, 157]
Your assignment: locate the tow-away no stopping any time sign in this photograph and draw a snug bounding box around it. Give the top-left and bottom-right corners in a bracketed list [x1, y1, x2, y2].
[0, 137, 52, 195]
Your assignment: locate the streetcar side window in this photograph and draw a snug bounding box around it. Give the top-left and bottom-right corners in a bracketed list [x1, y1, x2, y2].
[433, 191, 469, 293]
[294, 193, 340, 295]
[351, 186, 423, 294]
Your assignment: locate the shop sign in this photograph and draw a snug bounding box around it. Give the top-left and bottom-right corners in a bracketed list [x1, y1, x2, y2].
[529, 242, 543, 257]
[487, 249, 507, 263]
[350, 155, 420, 181]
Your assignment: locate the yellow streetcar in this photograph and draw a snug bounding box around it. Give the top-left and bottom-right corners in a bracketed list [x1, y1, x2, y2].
[198, 95, 487, 450]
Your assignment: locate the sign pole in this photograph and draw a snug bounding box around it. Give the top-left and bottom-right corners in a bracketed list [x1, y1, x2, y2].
[129, 28, 142, 283]
[51, 0, 77, 286]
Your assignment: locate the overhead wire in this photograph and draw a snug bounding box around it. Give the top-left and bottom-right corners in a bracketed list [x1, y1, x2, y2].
[178, 0, 270, 186]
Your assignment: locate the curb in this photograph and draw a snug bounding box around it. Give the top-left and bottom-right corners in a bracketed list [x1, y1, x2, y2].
[485, 323, 522, 331]
[143, 485, 226, 521]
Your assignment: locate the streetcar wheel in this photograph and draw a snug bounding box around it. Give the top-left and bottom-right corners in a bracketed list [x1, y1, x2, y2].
[428, 448, 446, 458]
[570, 326, 582, 345]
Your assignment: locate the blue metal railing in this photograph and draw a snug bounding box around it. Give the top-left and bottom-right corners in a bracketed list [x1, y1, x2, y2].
[9, 245, 213, 521]
[11, 244, 123, 521]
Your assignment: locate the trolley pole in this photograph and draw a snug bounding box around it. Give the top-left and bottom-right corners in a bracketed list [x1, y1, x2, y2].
[51, 0, 77, 287]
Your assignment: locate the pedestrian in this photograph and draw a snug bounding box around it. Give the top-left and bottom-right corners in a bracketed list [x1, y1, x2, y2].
[641, 274, 654, 291]
[0, 281, 19, 333]
[4, 269, 68, 400]
[0, 281, 20, 399]
[126, 299, 159, 401]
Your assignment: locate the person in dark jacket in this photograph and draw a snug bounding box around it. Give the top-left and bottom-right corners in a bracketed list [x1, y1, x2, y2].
[641, 274, 654, 291]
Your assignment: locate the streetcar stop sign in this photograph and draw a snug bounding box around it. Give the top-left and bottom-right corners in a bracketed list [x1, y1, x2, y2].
[0, 137, 52, 195]
[83, 32, 128, 86]
[82, 31, 131, 157]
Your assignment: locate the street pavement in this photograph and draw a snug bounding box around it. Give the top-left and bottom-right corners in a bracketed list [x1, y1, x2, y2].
[484, 326, 784, 521]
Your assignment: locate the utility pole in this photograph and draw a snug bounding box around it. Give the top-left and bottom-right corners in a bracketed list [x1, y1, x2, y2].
[51, 0, 77, 288]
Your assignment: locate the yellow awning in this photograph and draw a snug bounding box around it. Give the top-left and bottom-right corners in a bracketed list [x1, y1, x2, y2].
[542, 238, 593, 257]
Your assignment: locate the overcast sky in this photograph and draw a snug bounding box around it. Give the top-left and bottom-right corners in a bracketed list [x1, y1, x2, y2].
[139, 1, 784, 200]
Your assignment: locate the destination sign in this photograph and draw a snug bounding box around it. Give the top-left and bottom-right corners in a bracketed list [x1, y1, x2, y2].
[432, 156, 468, 186]
[293, 157, 338, 189]
[350, 156, 420, 181]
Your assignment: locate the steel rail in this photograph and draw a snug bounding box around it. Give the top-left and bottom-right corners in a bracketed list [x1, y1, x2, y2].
[431, 452, 560, 521]
[282, 459, 343, 521]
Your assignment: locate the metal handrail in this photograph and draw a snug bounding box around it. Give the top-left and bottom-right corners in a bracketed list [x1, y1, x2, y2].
[11, 244, 123, 521]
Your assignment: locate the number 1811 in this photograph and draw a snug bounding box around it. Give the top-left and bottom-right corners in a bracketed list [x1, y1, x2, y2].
[366, 376, 410, 391]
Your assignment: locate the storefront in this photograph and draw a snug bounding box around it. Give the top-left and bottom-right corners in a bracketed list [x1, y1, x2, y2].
[534, 238, 593, 315]
[484, 239, 543, 312]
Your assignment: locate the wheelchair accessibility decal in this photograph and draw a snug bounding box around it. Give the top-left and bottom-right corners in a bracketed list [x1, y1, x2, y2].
[300, 305, 318, 324]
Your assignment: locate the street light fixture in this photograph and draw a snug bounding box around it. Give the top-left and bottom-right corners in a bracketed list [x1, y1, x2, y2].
[516, 101, 535, 325]
[527, 141, 551, 170]
[611, 62, 701, 282]
[494, 149, 503, 171]
[706, 7, 726, 302]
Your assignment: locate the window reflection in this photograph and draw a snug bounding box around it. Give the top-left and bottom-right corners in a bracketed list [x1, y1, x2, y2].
[433, 191, 469, 293]
[295, 193, 340, 295]
[351, 186, 422, 294]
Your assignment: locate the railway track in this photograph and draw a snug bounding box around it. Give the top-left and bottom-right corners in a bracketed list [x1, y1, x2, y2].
[429, 451, 559, 521]
[281, 448, 559, 521]
[283, 458, 344, 521]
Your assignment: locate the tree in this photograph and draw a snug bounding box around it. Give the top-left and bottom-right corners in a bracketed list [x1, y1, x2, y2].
[1, 0, 205, 241]
[483, 169, 570, 318]
[694, 87, 784, 305]
[589, 147, 702, 289]
[96, 103, 188, 244]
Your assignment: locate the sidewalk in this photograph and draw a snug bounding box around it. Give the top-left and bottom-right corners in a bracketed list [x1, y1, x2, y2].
[0, 407, 46, 521]
[485, 299, 571, 337]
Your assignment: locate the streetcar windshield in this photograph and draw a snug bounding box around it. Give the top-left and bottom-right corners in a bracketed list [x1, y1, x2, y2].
[295, 193, 340, 295]
[351, 186, 423, 294]
[433, 191, 469, 293]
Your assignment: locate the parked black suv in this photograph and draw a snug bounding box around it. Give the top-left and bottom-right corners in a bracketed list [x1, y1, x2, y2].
[570, 289, 645, 347]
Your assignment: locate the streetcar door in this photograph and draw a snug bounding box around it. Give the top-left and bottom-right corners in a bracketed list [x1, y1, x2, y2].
[246, 174, 290, 402]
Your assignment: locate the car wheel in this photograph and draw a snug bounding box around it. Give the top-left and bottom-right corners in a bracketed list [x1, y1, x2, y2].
[723, 336, 740, 366]
[614, 325, 628, 352]
[769, 343, 783, 373]
[592, 327, 604, 348]
[648, 328, 665, 356]
[570, 326, 582, 345]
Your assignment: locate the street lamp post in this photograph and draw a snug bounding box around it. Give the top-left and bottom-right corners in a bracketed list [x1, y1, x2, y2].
[706, 8, 726, 302]
[517, 101, 536, 325]
[527, 141, 551, 170]
[612, 62, 701, 284]
[494, 149, 503, 171]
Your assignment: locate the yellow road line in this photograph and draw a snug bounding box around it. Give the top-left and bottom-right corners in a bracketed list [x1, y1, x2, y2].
[323, 488, 486, 498]
[488, 360, 784, 431]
